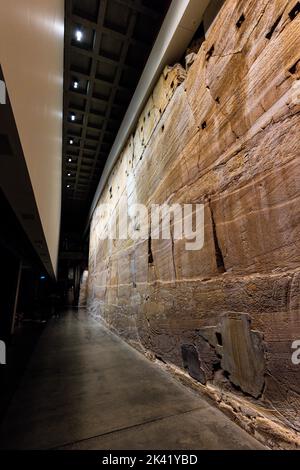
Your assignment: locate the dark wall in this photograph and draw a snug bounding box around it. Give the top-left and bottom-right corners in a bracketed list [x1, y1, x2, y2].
[0, 246, 20, 343]
[0, 189, 51, 340]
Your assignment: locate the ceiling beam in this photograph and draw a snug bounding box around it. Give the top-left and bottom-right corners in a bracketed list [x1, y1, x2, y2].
[86, 8, 139, 191]
[74, 0, 108, 195]
[62, 0, 172, 225]
[68, 70, 133, 92]
[70, 45, 142, 72]
[72, 14, 152, 48]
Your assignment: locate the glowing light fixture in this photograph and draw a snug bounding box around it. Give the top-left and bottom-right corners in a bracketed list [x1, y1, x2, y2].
[73, 80, 79, 89]
[75, 29, 83, 42]
[69, 139, 74, 145]
[70, 113, 76, 122]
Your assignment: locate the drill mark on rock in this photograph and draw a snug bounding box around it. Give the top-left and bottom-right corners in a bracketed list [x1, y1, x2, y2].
[236, 13, 245, 29]
[289, 2, 300, 21]
[148, 235, 154, 265]
[208, 201, 226, 273]
[265, 15, 283, 40]
[289, 59, 300, 75]
[170, 228, 177, 281]
[206, 45, 215, 61]
[215, 332, 223, 346]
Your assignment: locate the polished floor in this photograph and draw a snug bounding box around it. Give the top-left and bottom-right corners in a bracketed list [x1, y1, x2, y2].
[0, 310, 265, 450]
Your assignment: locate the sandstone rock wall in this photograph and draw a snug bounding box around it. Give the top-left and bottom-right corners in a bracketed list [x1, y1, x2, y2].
[79, 270, 89, 307]
[87, 0, 300, 441]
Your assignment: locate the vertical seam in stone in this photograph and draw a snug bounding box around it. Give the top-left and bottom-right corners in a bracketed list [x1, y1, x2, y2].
[208, 199, 226, 273]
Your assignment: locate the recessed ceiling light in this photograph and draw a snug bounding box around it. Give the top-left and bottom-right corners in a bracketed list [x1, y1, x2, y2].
[75, 30, 83, 42]
[68, 158, 72, 162]
[68, 173, 71, 177]
[70, 113, 76, 121]
[67, 184, 71, 188]
[69, 139, 74, 145]
[73, 80, 79, 89]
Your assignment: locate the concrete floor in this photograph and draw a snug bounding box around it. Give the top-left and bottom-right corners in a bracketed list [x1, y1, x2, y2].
[0, 310, 265, 450]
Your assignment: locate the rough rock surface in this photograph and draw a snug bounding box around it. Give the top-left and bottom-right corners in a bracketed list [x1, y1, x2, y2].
[79, 270, 89, 307]
[87, 0, 300, 444]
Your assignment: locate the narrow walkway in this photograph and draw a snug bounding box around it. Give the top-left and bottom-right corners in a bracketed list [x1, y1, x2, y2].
[0, 311, 264, 450]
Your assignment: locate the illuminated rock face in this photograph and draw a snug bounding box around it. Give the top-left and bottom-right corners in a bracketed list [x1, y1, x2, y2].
[87, 0, 300, 442]
[79, 270, 89, 307]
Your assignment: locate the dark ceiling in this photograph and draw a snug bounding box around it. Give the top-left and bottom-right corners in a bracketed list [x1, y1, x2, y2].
[62, 0, 171, 237]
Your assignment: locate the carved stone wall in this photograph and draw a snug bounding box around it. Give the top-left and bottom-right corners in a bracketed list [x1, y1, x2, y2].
[87, 0, 300, 442]
[79, 270, 89, 307]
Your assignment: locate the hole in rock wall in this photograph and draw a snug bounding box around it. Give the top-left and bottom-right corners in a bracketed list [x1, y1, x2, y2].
[215, 332, 223, 346]
[289, 2, 300, 20]
[210, 204, 226, 273]
[265, 15, 282, 40]
[148, 236, 154, 265]
[236, 13, 245, 29]
[289, 59, 300, 75]
[206, 44, 215, 61]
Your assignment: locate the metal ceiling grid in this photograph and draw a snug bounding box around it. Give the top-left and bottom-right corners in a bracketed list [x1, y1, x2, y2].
[62, 0, 170, 232]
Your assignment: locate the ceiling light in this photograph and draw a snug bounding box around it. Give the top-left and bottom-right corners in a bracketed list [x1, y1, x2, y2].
[68, 173, 71, 177]
[73, 80, 79, 89]
[67, 185, 71, 188]
[68, 158, 72, 162]
[70, 113, 76, 121]
[69, 139, 74, 145]
[75, 30, 83, 42]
